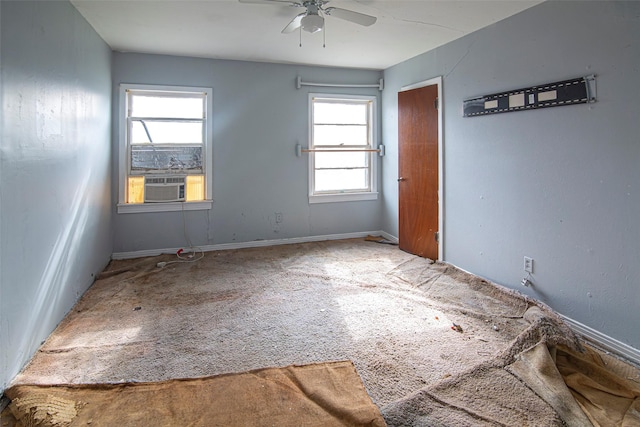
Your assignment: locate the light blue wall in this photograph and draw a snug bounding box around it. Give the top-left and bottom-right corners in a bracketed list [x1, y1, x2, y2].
[382, 1, 640, 349]
[0, 1, 113, 390]
[112, 53, 383, 253]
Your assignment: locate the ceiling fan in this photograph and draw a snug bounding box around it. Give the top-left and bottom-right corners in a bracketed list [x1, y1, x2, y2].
[238, 0, 377, 34]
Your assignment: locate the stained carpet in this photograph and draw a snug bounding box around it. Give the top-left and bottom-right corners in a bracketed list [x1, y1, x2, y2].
[4, 239, 639, 426]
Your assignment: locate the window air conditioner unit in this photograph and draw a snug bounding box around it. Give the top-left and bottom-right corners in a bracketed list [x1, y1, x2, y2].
[144, 176, 186, 203]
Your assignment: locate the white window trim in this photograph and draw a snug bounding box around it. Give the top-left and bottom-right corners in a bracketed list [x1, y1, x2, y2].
[308, 93, 378, 204]
[117, 83, 213, 214]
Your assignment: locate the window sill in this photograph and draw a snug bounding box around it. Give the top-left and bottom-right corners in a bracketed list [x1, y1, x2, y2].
[117, 200, 213, 214]
[309, 192, 378, 204]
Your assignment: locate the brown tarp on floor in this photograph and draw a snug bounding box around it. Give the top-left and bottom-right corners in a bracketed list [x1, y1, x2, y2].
[4, 360, 386, 427]
[556, 345, 640, 426]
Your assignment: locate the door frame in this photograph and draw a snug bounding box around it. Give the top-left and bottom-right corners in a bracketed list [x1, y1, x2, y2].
[399, 76, 444, 261]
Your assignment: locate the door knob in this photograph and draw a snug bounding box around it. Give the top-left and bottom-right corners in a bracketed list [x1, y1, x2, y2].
[397, 177, 406, 182]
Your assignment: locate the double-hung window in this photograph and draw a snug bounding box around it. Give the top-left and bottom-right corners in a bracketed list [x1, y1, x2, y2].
[309, 94, 378, 203]
[118, 84, 213, 213]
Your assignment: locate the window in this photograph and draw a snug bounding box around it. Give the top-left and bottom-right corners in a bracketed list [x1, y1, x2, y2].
[118, 84, 213, 213]
[309, 94, 378, 203]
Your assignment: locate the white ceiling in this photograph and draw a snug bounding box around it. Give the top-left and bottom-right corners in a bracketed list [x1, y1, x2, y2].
[70, 0, 542, 70]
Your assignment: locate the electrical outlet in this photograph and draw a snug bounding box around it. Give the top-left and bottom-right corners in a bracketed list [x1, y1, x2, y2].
[275, 212, 283, 224]
[524, 256, 533, 273]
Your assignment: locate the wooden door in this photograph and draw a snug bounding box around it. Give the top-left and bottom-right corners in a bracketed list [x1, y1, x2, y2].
[398, 84, 439, 259]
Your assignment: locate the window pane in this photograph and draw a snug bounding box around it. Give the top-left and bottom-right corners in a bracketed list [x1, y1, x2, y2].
[131, 94, 204, 119]
[127, 176, 145, 204]
[131, 146, 203, 172]
[315, 169, 368, 192]
[315, 151, 367, 169]
[314, 125, 368, 146]
[186, 175, 205, 201]
[314, 102, 367, 125]
[131, 120, 203, 144]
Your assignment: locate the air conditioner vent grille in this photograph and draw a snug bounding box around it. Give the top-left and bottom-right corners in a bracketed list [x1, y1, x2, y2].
[166, 177, 186, 184]
[144, 176, 186, 203]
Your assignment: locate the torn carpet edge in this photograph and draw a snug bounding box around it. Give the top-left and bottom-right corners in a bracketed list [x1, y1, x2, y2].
[4, 360, 386, 427]
[388, 259, 532, 319]
[381, 305, 593, 427]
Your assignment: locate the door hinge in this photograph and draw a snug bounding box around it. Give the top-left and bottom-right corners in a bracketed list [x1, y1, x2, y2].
[435, 231, 439, 243]
[434, 98, 439, 110]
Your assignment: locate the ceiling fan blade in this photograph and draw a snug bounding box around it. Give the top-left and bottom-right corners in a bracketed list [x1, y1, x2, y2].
[238, 0, 302, 6]
[282, 13, 305, 33]
[324, 7, 376, 26]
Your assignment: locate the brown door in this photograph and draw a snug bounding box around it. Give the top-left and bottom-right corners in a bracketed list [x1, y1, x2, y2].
[398, 84, 439, 259]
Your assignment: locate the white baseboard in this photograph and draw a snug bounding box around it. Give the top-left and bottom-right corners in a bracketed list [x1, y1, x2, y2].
[379, 231, 399, 243]
[112, 230, 391, 260]
[445, 262, 640, 367]
[561, 315, 640, 366]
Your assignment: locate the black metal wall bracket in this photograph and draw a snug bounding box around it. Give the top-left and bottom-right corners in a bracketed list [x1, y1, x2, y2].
[463, 75, 596, 117]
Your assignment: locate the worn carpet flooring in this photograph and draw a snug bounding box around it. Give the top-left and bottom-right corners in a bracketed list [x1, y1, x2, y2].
[5, 239, 640, 426]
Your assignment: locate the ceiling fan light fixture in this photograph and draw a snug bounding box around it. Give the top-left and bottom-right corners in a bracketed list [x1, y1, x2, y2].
[239, 0, 377, 37]
[301, 14, 324, 33]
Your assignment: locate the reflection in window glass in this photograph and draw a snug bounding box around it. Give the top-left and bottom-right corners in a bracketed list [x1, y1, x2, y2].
[130, 146, 203, 172]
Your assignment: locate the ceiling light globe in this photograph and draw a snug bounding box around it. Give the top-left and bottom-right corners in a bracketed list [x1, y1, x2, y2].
[301, 15, 324, 33]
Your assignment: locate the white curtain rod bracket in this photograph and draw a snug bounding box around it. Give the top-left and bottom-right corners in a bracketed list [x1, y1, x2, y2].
[296, 76, 384, 91]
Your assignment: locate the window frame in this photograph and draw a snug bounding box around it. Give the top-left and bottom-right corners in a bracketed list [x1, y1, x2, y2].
[308, 93, 378, 204]
[117, 84, 213, 214]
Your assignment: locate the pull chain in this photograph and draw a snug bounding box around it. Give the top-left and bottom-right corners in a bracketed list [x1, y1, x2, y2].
[323, 24, 326, 48]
